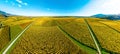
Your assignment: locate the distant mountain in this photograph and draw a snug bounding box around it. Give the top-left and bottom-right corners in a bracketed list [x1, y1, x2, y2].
[107, 14, 120, 20]
[0, 10, 13, 17]
[92, 14, 120, 20]
[92, 14, 109, 18]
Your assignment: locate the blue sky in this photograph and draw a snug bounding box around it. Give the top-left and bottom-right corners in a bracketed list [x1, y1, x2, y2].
[0, 0, 120, 16]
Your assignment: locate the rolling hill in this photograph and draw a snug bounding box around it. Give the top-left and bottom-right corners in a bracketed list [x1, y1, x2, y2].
[92, 14, 120, 20]
[0, 10, 13, 17]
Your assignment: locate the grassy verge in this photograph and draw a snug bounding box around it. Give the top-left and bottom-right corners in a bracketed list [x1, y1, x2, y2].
[98, 22, 120, 54]
[56, 21, 97, 54]
[0, 26, 10, 51]
[10, 25, 22, 40]
[99, 22, 120, 33]
[85, 19, 110, 54]
[0, 22, 33, 54]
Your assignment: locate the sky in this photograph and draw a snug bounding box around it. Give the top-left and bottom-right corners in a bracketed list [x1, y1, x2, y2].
[0, 0, 120, 16]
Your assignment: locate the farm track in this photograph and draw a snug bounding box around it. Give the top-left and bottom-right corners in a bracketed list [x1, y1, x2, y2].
[86, 19, 120, 54]
[56, 21, 97, 54]
[0, 22, 34, 54]
[1, 18, 120, 54]
[11, 21, 89, 54]
[97, 21, 120, 54]
[84, 19, 102, 54]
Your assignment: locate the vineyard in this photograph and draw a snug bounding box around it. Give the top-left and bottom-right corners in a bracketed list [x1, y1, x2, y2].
[87, 19, 120, 53]
[0, 16, 120, 54]
[11, 25, 87, 54]
[57, 19, 96, 49]
[0, 26, 10, 51]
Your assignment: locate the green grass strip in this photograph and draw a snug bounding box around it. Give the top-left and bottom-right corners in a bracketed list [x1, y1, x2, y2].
[84, 19, 109, 54]
[56, 22, 97, 54]
[10, 25, 22, 40]
[0, 22, 33, 54]
[99, 21, 120, 33]
[98, 21, 120, 54]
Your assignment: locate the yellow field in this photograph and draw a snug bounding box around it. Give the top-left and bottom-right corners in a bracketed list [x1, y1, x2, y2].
[1, 16, 120, 54]
[87, 19, 120, 53]
[0, 16, 33, 53]
[57, 19, 96, 49]
[0, 26, 10, 51]
[100, 21, 120, 32]
[11, 21, 87, 54]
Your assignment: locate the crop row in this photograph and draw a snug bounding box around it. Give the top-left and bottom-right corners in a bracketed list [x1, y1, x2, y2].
[87, 19, 120, 53]
[0, 26, 10, 51]
[57, 19, 96, 49]
[11, 23, 87, 54]
[99, 21, 120, 32]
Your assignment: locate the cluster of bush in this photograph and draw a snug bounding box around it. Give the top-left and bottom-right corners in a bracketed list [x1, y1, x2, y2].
[0, 22, 2, 28]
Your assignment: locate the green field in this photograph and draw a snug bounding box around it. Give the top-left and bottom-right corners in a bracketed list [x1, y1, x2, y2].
[0, 16, 120, 54]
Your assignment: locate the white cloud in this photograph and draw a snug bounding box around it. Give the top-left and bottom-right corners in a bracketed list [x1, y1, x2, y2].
[76, 0, 120, 16]
[16, 0, 22, 4]
[16, 0, 28, 7]
[18, 4, 22, 7]
[101, 0, 120, 7]
[101, 0, 120, 12]
[24, 3, 28, 6]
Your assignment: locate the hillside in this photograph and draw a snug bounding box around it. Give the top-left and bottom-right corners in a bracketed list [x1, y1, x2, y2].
[0, 10, 12, 17]
[92, 14, 120, 20]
